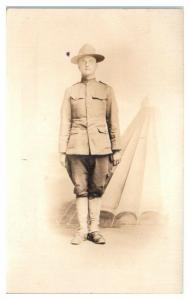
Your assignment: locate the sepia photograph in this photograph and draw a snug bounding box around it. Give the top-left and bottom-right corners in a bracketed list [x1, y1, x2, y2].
[6, 7, 183, 293]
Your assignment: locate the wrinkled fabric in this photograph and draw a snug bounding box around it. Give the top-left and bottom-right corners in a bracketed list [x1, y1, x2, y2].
[65, 154, 111, 198]
[59, 79, 121, 155]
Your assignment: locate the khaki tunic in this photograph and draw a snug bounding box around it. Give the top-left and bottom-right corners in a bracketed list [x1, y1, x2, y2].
[59, 78, 121, 155]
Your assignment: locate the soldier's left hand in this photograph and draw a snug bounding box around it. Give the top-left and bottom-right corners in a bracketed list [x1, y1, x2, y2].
[111, 151, 121, 166]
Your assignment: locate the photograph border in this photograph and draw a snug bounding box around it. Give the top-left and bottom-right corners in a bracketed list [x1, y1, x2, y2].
[1, 0, 189, 299]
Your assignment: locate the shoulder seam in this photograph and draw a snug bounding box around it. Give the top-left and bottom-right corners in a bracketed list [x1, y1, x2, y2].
[72, 81, 81, 86]
[99, 81, 108, 86]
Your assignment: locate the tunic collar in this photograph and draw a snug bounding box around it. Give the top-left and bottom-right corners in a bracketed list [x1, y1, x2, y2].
[81, 77, 96, 84]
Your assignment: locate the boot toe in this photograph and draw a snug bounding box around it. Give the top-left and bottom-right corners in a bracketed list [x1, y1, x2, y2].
[87, 231, 106, 244]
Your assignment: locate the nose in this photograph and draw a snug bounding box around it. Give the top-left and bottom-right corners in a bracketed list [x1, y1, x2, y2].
[85, 60, 89, 67]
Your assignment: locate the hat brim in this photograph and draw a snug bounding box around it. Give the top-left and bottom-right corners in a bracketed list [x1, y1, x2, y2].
[71, 54, 105, 64]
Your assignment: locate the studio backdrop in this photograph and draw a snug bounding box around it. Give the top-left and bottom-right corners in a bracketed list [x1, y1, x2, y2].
[7, 8, 183, 293]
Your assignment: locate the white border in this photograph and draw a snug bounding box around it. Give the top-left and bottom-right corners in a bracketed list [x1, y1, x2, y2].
[2, 0, 187, 8]
[0, 0, 189, 299]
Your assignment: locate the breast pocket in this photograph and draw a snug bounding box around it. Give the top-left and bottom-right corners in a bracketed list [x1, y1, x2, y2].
[70, 96, 86, 117]
[91, 92, 107, 114]
[92, 87, 107, 100]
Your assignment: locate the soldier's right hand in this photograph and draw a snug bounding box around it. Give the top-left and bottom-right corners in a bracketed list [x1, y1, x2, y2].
[59, 153, 66, 167]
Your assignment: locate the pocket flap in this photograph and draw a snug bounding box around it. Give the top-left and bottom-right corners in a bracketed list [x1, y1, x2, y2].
[92, 96, 106, 101]
[92, 89, 107, 101]
[70, 96, 84, 101]
[97, 127, 108, 134]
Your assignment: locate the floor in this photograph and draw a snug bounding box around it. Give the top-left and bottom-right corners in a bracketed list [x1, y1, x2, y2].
[7, 219, 182, 293]
[6, 163, 182, 293]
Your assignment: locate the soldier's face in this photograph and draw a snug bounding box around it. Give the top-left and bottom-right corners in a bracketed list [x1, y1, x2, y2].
[78, 56, 97, 77]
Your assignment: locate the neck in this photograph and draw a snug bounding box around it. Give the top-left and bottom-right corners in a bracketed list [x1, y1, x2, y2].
[81, 74, 96, 82]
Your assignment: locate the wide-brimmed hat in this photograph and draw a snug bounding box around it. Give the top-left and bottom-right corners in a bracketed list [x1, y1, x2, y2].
[71, 44, 105, 64]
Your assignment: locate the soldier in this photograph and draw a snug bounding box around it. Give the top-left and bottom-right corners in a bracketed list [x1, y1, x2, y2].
[59, 44, 121, 245]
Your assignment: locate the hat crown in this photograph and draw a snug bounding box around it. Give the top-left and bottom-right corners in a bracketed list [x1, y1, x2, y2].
[78, 44, 96, 56]
[71, 44, 104, 64]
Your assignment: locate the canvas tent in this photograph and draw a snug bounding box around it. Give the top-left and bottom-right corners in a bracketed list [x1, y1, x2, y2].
[59, 100, 163, 227]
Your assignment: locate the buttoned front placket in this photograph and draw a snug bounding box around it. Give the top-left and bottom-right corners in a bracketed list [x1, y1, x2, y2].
[80, 78, 107, 155]
[84, 81, 91, 155]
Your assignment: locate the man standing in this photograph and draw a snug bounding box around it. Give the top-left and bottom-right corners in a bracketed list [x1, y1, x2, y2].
[59, 44, 121, 245]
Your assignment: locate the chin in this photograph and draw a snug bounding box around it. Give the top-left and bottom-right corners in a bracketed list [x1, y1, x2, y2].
[82, 71, 93, 76]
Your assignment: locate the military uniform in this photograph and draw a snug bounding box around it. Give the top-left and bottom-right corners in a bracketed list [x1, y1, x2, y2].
[59, 44, 121, 244]
[59, 78, 121, 198]
[59, 78, 121, 155]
